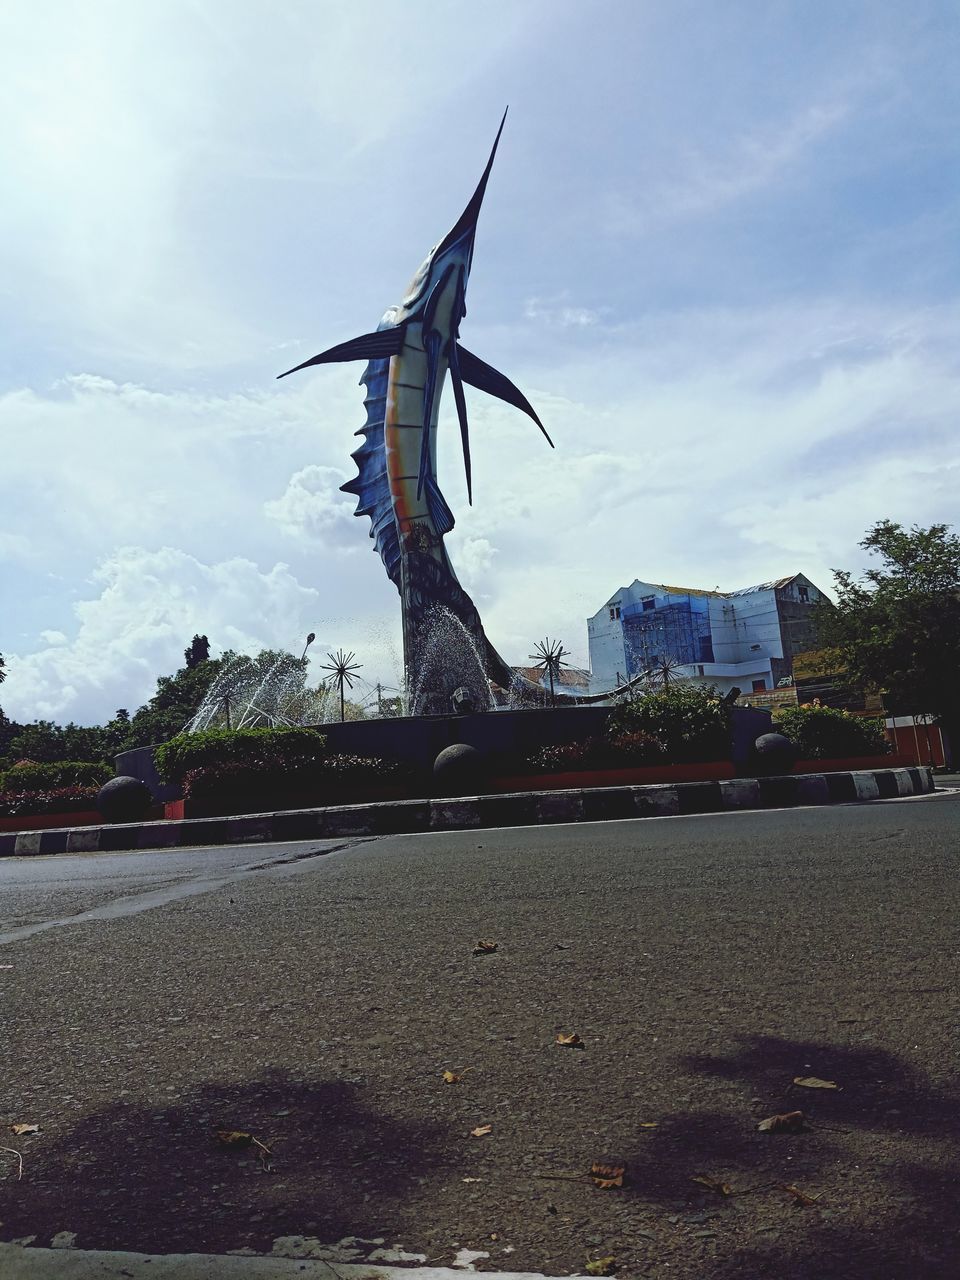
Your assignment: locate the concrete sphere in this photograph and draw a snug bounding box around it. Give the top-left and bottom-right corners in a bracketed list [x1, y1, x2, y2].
[97, 775, 154, 823]
[752, 732, 798, 776]
[433, 743, 485, 791]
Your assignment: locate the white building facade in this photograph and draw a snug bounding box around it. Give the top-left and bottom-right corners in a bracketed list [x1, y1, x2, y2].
[587, 574, 827, 697]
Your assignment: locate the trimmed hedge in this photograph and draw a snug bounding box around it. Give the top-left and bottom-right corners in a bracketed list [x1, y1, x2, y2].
[155, 727, 328, 785]
[774, 705, 888, 759]
[181, 753, 409, 803]
[525, 731, 662, 774]
[0, 784, 100, 817]
[606, 684, 733, 763]
[0, 761, 111, 793]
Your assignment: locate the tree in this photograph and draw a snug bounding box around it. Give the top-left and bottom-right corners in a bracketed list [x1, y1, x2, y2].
[184, 634, 211, 669]
[0, 651, 5, 684]
[122, 657, 224, 748]
[5, 720, 111, 764]
[815, 520, 960, 764]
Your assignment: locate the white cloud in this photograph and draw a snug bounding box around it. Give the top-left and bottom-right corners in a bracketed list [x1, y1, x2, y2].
[264, 465, 357, 546]
[1, 546, 321, 724]
[603, 96, 852, 237]
[524, 297, 604, 327]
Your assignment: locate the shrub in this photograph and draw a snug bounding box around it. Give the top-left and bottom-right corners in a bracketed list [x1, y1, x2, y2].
[0, 784, 100, 817]
[607, 684, 733, 763]
[155, 727, 328, 785]
[774, 705, 888, 759]
[0, 760, 111, 793]
[180, 753, 409, 802]
[524, 731, 662, 774]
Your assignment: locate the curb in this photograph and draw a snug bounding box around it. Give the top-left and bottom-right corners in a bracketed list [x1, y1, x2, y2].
[0, 1243, 589, 1280]
[0, 767, 935, 858]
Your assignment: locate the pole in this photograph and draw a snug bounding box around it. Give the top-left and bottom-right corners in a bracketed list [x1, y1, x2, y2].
[340, 677, 345, 723]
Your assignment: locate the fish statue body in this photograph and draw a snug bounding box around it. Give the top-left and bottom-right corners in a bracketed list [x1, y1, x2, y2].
[279, 111, 554, 706]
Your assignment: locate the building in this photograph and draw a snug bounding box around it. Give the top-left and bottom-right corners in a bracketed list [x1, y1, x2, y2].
[588, 574, 828, 696]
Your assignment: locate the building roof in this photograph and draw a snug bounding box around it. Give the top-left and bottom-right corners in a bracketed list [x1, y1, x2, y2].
[512, 665, 591, 689]
[728, 574, 803, 596]
[595, 573, 817, 615]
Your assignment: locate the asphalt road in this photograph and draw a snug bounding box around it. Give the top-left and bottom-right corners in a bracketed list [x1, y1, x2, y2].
[1, 792, 959, 1279]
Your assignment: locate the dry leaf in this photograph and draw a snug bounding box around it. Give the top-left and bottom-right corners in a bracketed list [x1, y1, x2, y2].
[691, 1173, 733, 1196]
[470, 1124, 493, 1137]
[793, 1076, 840, 1090]
[757, 1110, 806, 1133]
[556, 1032, 583, 1048]
[473, 940, 498, 955]
[10, 1124, 39, 1136]
[638, 1122, 658, 1129]
[586, 1256, 616, 1275]
[442, 1068, 473, 1084]
[215, 1129, 254, 1147]
[214, 1129, 272, 1159]
[462, 1177, 482, 1183]
[590, 1162, 625, 1189]
[780, 1182, 822, 1207]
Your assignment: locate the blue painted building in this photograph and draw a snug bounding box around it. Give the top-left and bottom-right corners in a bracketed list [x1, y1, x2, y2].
[588, 574, 827, 695]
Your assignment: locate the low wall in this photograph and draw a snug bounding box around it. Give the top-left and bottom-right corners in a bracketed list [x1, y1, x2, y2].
[116, 704, 774, 799]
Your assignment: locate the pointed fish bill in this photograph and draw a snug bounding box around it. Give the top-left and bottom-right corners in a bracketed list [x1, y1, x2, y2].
[433, 107, 508, 259]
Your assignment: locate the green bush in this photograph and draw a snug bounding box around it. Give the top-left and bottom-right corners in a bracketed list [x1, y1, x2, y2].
[774, 705, 888, 759]
[0, 784, 100, 817]
[0, 761, 111, 793]
[155, 727, 328, 785]
[606, 684, 733, 763]
[525, 731, 663, 774]
[181, 753, 409, 802]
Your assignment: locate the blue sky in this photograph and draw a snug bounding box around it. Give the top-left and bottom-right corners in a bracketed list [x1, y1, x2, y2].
[2, 1, 958, 722]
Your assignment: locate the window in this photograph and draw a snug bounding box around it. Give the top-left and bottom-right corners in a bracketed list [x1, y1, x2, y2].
[752, 678, 767, 692]
[798, 585, 810, 603]
[641, 597, 655, 611]
[616, 606, 621, 619]
[609, 608, 615, 620]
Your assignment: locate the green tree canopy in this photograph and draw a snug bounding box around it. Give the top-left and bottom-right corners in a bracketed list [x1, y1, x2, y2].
[815, 520, 960, 759]
[183, 634, 210, 669]
[121, 656, 225, 749]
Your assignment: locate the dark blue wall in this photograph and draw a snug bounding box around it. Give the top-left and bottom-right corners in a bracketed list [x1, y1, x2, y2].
[116, 703, 772, 799]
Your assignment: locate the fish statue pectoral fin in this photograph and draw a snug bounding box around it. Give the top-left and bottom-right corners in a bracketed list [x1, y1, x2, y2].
[448, 341, 473, 505]
[456, 345, 554, 446]
[277, 326, 405, 379]
[423, 474, 456, 537]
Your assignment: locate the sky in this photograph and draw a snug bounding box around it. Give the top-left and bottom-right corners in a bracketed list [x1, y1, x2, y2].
[1, 0, 959, 724]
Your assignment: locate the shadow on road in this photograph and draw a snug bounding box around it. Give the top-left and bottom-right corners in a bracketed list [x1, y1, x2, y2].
[610, 1034, 960, 1278]
[0, 1066, 453, 1256]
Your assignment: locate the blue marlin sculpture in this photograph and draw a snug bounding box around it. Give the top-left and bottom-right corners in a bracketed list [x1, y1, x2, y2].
[279, 112, 557, 707]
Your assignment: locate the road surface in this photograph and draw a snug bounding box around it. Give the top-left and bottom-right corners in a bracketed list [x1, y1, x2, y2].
[1, 792, 958, 1278]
